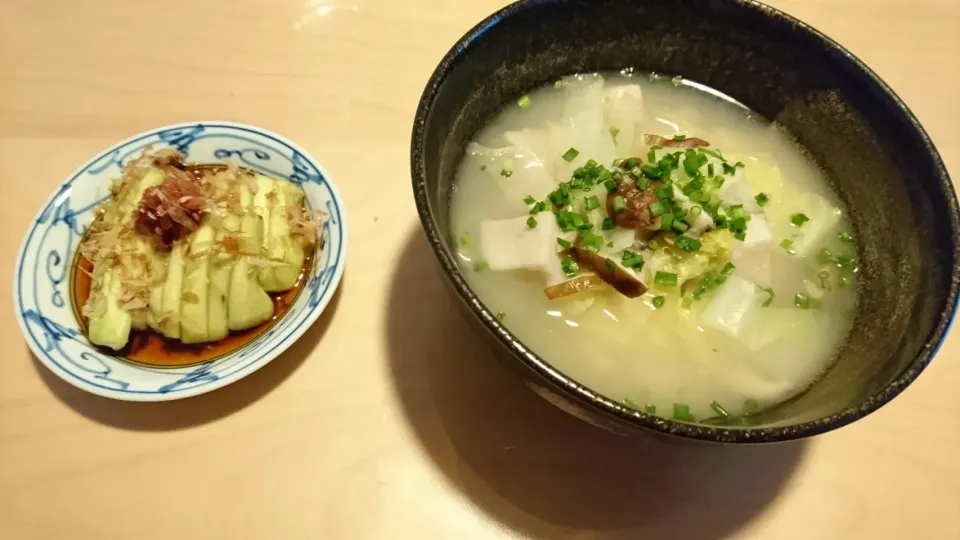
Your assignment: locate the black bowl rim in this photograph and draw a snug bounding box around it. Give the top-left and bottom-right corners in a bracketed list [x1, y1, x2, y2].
[410, 0, 960, 443]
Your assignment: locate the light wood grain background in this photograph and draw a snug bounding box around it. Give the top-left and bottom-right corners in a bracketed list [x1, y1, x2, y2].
[1, 1, 958, 538]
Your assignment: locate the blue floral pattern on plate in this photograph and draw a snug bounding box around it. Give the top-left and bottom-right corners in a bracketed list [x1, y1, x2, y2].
[13, 122, 347, 401]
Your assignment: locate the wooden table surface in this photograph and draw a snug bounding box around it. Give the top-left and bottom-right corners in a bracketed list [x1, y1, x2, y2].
[1, 1, 958, 538]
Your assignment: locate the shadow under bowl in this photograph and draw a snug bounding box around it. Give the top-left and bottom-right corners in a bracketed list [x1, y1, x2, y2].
[410, 0, 960, 442]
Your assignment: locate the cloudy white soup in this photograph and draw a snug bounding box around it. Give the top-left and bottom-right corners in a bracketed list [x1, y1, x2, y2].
[450, 73, 859, 423]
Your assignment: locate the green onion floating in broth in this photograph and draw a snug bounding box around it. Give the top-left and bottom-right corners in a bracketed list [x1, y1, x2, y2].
[621, 250, 644, 270]
[584, 195, 601, 211]
[675, 235, 701, 252]
[561, 147, 580, 162]
[655, 271, 679, 287]
[673, 403, 695, 422]
[710, 400, 730, 417]
[762, 287, 775, 307]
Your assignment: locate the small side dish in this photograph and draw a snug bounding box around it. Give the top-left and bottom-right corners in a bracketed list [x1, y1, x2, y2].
[78, 149, 324, 356]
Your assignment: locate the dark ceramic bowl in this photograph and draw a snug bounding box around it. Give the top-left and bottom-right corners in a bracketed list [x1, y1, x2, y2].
[410, 0, 959, 442]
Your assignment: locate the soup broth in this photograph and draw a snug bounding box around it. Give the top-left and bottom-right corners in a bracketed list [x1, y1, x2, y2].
[450, 72, 858, 422]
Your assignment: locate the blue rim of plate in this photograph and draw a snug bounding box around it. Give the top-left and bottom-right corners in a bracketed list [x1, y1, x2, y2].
[13, 121, 347, 401]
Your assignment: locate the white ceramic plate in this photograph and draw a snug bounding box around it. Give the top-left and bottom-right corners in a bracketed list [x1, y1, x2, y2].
[13, 122, 347, 401]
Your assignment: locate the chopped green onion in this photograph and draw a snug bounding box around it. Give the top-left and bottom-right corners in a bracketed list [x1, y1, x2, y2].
[650, 201, 668, 216]
[495, 311, 506, 321]
[621, 250, 644, 269]
[518, 95, 531, 109]
[710, 400, 730, 417]
[794, 293, 811, 309]
[780, 238, 794, 251]
[460, 235, 473, 245]
[673, 403, 695, 422]
[672, 220, 690, 233]
[612, 195, 627, 213]
[526, 216, 537, 229]
[647, 148, 658, 163]
[529, 201, 547, 214]
[561, 257, 579, 277]
[623, 157, 640, 170]
[603, 178, 618, 192]
[791, 213, 810, 227]
[839, 231, 853, 243]
[609, 126, 620, 142]
[689, 206, 702, 217]
[606, 241, 613, 248]
[655, 271, 679, 287]
[722, 162, 737, 175]
[675, 235, 702, 252]
[641, 164, 662, 179]
[601, 217, 616, 231]
[755, 192, 770, 207]
[480, 165, 487, 171]
[708, 163, 715, 177]
[472, 261, 488, 272]
[743, 399, 761, 415]
[645, 404, 657, 414]
[522, 195, 536, 205]
[682, 177, 704, 197]
[681, 296, 693, 310]
[605, 258, 617, 276]
[561, 147, 580, 162]
[762, 287, 775, 307]
[721, 262, 736, 276]
[635, 176, 648, 190]
[654, 185, 673, 200]
[735, 161, 745, 168]
[556, 237, 571, 249]
[673, 134, 687, 141]
[581, 231, 604, 252]
[701, 148, 724, 161]
[584, 195, 601, 211]
[653, 295, 666, 309]
[501, 168, 513, 178]
[649, 239, 660, 250]
[660, 213, 675, 231]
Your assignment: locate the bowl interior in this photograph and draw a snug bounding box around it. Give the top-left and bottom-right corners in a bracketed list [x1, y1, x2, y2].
[15, 122, 346, 401]
[413, 0, 959, 435]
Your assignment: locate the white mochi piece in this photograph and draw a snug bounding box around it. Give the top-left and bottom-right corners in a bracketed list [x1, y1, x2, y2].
[701, 275, 765, 339]
[479, 212, 565, 285]
[467, 143, 556, 214]
[603, 84, 644, 157]
[550, 78, 617, 183]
